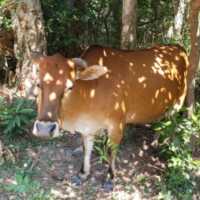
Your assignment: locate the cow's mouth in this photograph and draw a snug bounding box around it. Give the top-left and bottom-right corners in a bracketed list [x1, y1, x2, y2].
[32, 120, 61, 138]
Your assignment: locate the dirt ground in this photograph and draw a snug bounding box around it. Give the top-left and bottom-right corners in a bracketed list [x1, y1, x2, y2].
[0, 125, 199, 200]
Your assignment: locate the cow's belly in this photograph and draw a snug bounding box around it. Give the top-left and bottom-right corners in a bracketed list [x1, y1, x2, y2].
[61, 114, 109, 136]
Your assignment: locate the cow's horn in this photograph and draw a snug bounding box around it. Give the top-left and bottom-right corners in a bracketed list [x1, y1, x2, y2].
[72, 58, 88, 69]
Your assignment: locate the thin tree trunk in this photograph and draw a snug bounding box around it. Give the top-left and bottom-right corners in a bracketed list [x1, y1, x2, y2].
[121, 0, 137, 49]
[166, 0, 188, 40]
[12, 0, 46, 96]
[186, 0, 200, 116]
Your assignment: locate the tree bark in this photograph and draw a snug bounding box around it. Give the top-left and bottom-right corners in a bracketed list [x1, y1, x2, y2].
[166, 0, 188, 40]
[121, 0, 137, 49]
[12, 0, 46, 96]
[186, 0, 200, 116]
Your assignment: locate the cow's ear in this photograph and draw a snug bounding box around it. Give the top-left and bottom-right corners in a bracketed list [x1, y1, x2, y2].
[76, 65, 108, 80]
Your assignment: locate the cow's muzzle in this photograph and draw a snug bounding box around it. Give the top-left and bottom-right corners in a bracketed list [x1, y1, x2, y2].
[32, 120, 60, 138]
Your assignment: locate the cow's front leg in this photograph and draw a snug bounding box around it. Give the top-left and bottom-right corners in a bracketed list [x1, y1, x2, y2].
[79, 135, 94, 179]
[71, 134, 94, 185]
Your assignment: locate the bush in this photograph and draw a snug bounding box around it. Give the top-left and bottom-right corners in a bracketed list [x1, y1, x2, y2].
[41, 0, 121, 56]
[153, 106, 200, 200]
[94, 132, 119, 163]
[0, 97, 36, 139]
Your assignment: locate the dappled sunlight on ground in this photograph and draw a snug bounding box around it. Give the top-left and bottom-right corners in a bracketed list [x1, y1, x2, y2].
[0, 126, 174, 200]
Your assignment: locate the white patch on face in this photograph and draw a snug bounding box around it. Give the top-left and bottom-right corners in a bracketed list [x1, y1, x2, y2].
[49, 92, 57, 101]
[59, 70, 64, 75]
[43, 73, 54, 82]
[56, 79, 62, 85]
[47, 112, 52, 118]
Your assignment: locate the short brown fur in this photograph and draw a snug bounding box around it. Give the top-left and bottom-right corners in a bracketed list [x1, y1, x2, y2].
[34, 45, 189, 178]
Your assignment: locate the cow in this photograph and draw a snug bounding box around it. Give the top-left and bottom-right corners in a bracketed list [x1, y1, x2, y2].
[32, 44, 189, 186]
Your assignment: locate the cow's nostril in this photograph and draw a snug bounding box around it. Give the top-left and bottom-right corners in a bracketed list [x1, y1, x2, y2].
[36, 122, 42, 132]
[49, 124, 56, 133]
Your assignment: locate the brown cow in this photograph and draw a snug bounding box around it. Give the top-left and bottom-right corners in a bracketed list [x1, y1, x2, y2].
[32, 45, 189, 185]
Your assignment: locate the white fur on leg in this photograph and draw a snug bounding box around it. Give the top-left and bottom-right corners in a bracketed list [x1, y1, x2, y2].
[80, 135, 94, 179]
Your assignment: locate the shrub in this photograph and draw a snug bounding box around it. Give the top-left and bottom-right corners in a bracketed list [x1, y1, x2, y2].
[0, 97, 36, 139]
[153, 106, 200, 200]
[94, 132, 119, 163]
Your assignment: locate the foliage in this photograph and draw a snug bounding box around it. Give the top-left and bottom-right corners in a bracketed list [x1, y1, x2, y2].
[94, 132, 118, 163]
[3, 170, 50, 200]
[137, 0, 173, 46]
[41, 0, 121, 56]
[153, 106, 200, 200]
[0, 97, 36, 139]
[0, 0, 12, 30]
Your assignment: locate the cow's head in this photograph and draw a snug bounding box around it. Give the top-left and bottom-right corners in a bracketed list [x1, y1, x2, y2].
[32, 54, 108, 138]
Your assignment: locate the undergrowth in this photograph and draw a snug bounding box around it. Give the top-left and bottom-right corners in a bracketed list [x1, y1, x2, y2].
[153, 105, 200, 200]
[0, 97, 36, 140]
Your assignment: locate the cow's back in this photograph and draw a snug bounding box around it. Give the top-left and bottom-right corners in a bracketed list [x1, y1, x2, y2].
[80, 45, 189, 123]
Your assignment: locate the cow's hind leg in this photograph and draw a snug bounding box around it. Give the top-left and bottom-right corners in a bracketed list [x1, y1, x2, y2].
[102, 127, 123, 191]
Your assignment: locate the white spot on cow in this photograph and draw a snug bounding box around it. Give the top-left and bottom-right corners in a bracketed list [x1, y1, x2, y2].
[98, 57, 103, 65]
[90, 89, 96, 98]
[155, 90, 159, 99]
[105, 74, 110, 79]
[43, 73, 54, 83]
[119, 122, 123, 131]
[70, 71, 76, 79]
[49, 92, 57, 101]
[130, 113, 136, 119]
[129, 62, 134, 66]
[116, 84, 121, 88]
[138, 76, 146, 83]
[161, 87, 166, 92]
[67, 60, 75, 68]
[168, 92, 172, 100]
[121, 80, 125, 84]
[143, 83, 147, 88]
[66, 79, 73, 89]
[103, 50, 107, 57]
[114, 102, 119, 110]
[47, 112, 52, 118]
[121, 101, 126, 113]
[59, 70, 64, 75]
[56, 79, 62, 85]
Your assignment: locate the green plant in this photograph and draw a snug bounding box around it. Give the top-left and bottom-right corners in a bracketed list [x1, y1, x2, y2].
[4, 170, 50, 200]
[41, 0, 121, 56]
[153, 106, 200, 200]
[0, 97, 36, 139]
[94, 133, 118, 163]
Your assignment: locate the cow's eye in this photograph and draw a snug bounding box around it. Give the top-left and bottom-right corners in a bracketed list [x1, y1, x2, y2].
[36, 80, 41, 88]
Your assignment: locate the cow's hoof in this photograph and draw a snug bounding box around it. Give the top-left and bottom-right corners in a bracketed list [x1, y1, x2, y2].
[71, 173, 89, 186]
[102, 179, 114, 192]
[71, 175, 82, 186]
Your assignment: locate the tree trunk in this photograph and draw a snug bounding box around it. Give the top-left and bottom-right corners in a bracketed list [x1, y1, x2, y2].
[12, 0, 46, 96]
[186, 0, 200, 116]
[121, 0, 137, 49]
[166, 0, 188, 40]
